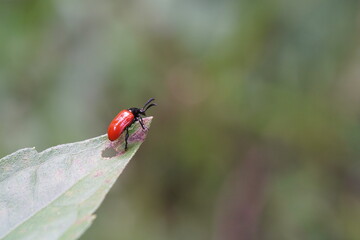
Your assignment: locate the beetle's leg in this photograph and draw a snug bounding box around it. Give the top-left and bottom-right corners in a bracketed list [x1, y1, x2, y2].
[138, 116, 147, 131]
[125, 127, 129, 151]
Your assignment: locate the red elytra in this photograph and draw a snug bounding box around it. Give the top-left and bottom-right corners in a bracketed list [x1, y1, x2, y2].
[107, 110, 134, 141]
[107, 98, 156, 150]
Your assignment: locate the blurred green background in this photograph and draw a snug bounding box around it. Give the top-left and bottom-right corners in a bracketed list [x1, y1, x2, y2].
[1, 0, 360, 239]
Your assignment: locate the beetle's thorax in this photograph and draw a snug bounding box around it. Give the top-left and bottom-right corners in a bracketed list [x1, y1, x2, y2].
[128, 107, 142, 117]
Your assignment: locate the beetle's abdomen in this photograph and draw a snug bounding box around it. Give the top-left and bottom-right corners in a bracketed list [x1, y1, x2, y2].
[107, 110, 135, 141]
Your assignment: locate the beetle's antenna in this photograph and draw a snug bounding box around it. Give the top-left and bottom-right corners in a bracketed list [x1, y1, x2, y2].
[143, 98, 155, 109]
[144, 103, 157, 112]
[140, 103, 157, 116]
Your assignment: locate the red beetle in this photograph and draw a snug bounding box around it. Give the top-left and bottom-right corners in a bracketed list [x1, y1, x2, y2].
[107, 98, 156, 150]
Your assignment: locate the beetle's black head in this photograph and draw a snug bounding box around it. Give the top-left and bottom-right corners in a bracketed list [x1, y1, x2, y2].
[128, 98, 157, 118]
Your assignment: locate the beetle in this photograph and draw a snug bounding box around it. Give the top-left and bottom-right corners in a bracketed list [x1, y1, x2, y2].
[107, 98, 156, 150]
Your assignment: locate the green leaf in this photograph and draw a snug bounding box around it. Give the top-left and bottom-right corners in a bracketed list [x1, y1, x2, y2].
[0, 117, 153, 240]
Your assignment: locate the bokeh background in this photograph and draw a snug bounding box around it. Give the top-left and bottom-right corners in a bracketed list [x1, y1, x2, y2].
[1, 0, 360, 239]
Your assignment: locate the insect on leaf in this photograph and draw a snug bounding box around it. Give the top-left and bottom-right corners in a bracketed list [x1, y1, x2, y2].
[0, 117, 153, 240]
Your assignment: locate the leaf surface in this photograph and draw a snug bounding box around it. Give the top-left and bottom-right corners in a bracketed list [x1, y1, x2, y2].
[0, 117, 152, 240]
